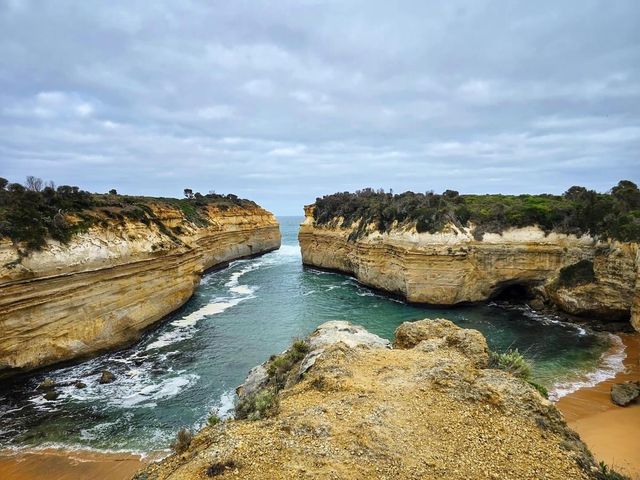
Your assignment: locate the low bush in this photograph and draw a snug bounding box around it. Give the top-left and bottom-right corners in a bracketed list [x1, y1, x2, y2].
[206, 460, 237, 477]
[557, 260, 595, 288]
[236, 340, 309, 421]
[527, 381, 549, 398]
[235, 388, 279, 421]
[313, 181, 640, 242]
[488, 349, 532, 380]
[0, 176, 258, 251]
[266, 340, 310, 388]
[207, 412, 221, 426]
[597, 461, 630, 480]
[171, 427, 193, 454]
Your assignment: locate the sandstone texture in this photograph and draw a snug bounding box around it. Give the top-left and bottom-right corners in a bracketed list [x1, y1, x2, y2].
[299, 205, 640, 331]
[137, 319, 600, 480]
[0, 203, 280, 377]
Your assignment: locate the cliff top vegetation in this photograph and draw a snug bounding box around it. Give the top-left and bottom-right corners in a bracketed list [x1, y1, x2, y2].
[0, 176, 258, 250]
[313, 180, 640, 242]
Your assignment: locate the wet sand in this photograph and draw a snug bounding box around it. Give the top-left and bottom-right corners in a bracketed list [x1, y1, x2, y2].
[0, 449, 149, 480]
[557, 333, 640, 479]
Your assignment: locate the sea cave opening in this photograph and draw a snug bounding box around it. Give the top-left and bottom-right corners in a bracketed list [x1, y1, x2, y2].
[489, 280, 538, 302]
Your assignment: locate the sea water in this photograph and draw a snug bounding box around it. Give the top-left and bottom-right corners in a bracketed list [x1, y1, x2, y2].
[0, 217, 623, 453]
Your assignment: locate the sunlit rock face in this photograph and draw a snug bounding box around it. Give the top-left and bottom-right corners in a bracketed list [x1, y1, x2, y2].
[299, 205, 639, 331]
[0, 203, 280, 377]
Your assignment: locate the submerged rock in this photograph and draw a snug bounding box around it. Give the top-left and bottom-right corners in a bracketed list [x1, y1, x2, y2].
[611, 381, 640, 406]
[43, 390, 59, 401]
[98, 370, 116, 384]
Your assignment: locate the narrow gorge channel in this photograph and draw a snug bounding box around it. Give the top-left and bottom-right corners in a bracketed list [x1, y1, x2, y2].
[0, 217, 623, 455]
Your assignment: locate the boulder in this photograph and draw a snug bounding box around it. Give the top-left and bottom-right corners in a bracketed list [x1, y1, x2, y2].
[36, 378, 56, 391]
[300, 321, 391, 375]
[99, 370, 116, 384]
[394, 319, 489, 368]
[236, 365, 268, 398]
[43, 390, 59, 401]
[74, 381, 87, 389]
[611, 381, 640, 406]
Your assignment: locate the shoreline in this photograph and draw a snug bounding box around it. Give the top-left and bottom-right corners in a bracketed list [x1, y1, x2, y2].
[0, 448, 154, 480]
[1, 334, 637, 480]
[556, 333, 640, 479]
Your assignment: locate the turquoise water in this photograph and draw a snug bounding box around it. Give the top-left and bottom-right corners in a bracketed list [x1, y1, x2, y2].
[0, 217, 620, 453]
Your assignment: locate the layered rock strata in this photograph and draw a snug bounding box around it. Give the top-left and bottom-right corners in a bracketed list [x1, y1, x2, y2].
[0, 203, 280, 377]
[138, 319, 600, 479]
[299, 205, 640, 331]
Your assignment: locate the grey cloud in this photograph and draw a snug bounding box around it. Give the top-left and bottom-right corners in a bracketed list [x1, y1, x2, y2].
[0, 0, 639, 214]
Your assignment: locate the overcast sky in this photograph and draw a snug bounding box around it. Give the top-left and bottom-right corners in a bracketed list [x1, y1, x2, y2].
[1, 1, 639, 214]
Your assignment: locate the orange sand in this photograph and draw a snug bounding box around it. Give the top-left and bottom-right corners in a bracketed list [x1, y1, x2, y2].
[557, 333, 640, 479]
[0, 449, 150, 480]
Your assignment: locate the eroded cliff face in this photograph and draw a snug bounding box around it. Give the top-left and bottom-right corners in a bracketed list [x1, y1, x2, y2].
[0, 203, 280, 377]
[137, 319, 598, 480]
[299, 205, 640, 331]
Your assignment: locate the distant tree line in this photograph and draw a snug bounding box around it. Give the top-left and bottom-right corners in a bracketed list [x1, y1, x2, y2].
[313, 181, 640, 242]
[0, 177, 256, 250]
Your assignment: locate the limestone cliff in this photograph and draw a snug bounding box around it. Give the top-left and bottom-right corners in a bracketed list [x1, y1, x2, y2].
[299, 205, 640, 331]
[0, 203, 280, 377]
[137, 319, 600, 479]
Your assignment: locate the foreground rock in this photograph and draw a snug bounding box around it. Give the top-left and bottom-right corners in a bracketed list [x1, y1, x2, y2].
[611, 381, 640, 406]
[299, 204, 640, 331]
[137, 319, 601, 480]
[0, 202, 280, 378]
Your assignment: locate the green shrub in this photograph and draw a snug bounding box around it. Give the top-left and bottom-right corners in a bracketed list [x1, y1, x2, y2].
[597, 461, 630, 480]
[235, 388, 279, 421]
[235, 340, 309, 421]
[527, 381, 549, 398]
[558, 260, 595, 288]
[266, 340, 310, 388]
[0, 176, 258, 251]
[488, 349, 532, 380]
[207, 412, 221, 426]
[313, 181, 640, 242]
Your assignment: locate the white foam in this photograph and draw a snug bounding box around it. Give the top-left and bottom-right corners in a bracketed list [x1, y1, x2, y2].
[118, 374, 198, 407]
[275, 244, 301, 258]
[146, 297, 246, 351]
[549, 334, 626, 401]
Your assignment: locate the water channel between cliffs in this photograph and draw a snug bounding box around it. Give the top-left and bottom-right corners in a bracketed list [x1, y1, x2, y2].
[0, 217, 623, 453]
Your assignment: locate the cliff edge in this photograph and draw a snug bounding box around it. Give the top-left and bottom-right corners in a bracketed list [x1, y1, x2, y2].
[0, 199, 280, 377]
[299, 205, 640, 332]
[137, 319, 602, 480]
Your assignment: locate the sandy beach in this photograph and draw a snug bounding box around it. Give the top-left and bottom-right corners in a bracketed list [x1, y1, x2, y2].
[557, 333, 640, 479]
[0, 449, 149, 480]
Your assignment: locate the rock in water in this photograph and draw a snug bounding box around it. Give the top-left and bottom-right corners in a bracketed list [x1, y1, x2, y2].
[611, 381, 640, 406]
[36, 378, 56, 390]
[99, 370, 116, 384]
[43, 390, 59, 401]
[74, 381, 87, 389]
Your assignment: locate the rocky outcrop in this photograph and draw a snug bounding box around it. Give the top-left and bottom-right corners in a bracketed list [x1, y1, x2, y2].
[137, 319, 600, 479]
[610, 381, 640, 406]
[0, 203, 280, 377]
[299, 205, 640, 331]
